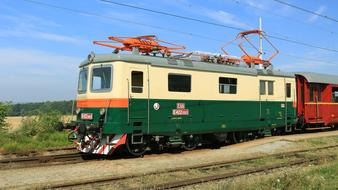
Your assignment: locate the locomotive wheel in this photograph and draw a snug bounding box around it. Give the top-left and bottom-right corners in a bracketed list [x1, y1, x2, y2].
[182, 135, 199, 151]
[125, 134, 147, 157]
[231, 132, 247, 144]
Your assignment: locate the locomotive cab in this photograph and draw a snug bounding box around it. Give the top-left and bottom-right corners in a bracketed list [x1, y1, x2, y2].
[73, 56, 131, 155]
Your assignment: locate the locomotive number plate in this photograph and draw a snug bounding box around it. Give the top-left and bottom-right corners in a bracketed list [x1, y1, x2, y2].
[172, 109, 189, 116]
[81, 113, 93, 120]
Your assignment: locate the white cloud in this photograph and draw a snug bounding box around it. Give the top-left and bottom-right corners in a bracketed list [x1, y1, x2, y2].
[307, 5, 326, 23]
[0, 48, 83, 102]
[205, 10, 249, 29]
[0, 13, 86, 45]
[0, 48, 82, 75]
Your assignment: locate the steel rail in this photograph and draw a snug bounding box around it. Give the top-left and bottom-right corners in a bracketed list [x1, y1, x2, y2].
[0, 152, 83, 170]
[44, 144, 338, 189]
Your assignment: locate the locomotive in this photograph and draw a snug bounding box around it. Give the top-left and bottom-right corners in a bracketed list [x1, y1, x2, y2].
[70, 32, 338, 156]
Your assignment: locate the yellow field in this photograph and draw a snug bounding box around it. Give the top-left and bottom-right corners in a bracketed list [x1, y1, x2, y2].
[5, 115, 75, 132]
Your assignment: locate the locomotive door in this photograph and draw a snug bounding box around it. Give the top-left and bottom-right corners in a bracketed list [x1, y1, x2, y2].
[259, 80, 274, 126]
[128, 66, 150, 137]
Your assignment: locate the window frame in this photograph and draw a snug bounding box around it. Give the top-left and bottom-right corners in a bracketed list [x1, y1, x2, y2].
[286, 83, 291, 98]
[268, 81, 274, 95]
[131, 71, 144, 93]
[77, 67, 88, 94]
[259, 80, 266, 95]
[219, 77, 237, 94]
[332, 88, 338, 103]
[168, 73, 191, 92]
[90, 64, 113, 93]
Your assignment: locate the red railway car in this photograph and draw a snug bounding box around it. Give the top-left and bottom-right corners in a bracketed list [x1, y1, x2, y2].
[296, 72, 338, 129]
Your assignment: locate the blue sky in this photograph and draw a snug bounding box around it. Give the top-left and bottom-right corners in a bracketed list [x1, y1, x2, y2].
[0, 0, 337, 102]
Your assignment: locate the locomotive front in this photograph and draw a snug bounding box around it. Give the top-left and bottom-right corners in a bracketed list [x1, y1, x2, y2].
[71, 54, 128, 155]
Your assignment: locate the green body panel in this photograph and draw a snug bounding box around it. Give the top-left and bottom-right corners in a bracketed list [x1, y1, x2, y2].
[77, 99, 296, 136]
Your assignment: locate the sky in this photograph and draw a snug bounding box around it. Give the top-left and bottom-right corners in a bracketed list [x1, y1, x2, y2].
[0, 0, 337, 103]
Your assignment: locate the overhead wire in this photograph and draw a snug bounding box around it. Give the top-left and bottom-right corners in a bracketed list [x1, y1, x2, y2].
[233, 0, 338, 36]
[99, 0, 338, 53]
[272, 0, 338, 23]
[21, 0, 336, 64]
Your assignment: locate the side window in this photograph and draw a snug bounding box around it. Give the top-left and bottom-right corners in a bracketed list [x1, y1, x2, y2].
[168, 74, 191, 92]
[286, 83, 291, 98]
[131, 71, 143, 93]
[332, 88, 338, 102]
[219, 77, 237, 94]
[309, 84, 314, 101]
[260, 80, 266, 95]
[268, 81, 274, 95]
[317, 84, 322, 101]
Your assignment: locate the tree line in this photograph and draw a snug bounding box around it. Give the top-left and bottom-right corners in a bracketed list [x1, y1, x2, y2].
[7, 100, 75, 116]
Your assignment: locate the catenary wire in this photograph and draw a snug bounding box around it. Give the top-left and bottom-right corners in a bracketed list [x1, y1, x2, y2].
[233, 0, 338, 36]
[99, 0, 338, 53]
[21, 0, 337, 64]
[272, 0, 338, 23]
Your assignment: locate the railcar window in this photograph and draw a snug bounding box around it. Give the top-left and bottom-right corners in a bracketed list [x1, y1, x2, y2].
[268, 81, 274, 95]
[219, 77, 237, 94]
[260, 80, 266, 95]
[333, 88, 338, 102]
[91, 66, 112, 92]
[309, 84, 315, 101]
[168, 74, 191, 92]
[286, 83, 291, 98]
[317, 85, 322, 101]
[78, 68, 88, 93]
[131, 71, 143, 93]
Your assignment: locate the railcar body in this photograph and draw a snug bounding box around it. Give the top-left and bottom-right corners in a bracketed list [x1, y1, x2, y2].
[295, 73, 338, 128]
[74, 52, 297, 156]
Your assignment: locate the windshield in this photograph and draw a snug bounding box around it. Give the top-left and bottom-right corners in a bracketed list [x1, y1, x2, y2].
[78, 68, 88, 93]
[91, 66, 112, 92]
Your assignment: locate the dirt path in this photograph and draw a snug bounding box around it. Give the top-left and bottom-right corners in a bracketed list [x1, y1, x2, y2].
[0, 131, 337, 189]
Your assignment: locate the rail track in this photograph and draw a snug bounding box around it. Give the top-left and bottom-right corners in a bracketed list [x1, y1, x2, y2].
[43, 144, 338, 189]
[0, 152, 84, 170]
[0, 146, 77, 157]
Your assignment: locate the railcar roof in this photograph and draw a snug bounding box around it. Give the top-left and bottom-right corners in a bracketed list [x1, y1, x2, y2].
[80, 53, 295, 78]
[295, 72, 338, 85]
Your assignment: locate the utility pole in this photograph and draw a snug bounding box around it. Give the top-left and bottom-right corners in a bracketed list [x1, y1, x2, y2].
[259, 17, 263, 59]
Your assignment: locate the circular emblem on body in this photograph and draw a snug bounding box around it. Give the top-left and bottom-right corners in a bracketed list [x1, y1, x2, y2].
[153, 103, 160, 110]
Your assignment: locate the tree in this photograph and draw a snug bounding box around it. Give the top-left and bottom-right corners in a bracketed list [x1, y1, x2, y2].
[0, 102, 9, 129]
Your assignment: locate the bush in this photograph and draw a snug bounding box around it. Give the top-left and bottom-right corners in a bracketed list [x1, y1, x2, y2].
[0, 102, 10, 132]
[0, 111, 71, 153]
[19, 111, 62, 136]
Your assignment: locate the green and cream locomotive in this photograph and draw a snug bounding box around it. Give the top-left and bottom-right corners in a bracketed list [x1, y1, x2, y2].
[72, 34, 296, 156]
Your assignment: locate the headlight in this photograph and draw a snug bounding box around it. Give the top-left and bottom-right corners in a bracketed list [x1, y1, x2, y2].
[100, 108, 106, 115]
[76, 108, 81, 114]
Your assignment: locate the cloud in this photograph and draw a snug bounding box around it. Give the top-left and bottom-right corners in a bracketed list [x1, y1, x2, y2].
[307, 5, 326, 23]
[0, 13, 86, 45]
[205, 10, 249, 29]
[0, 48, 82, 73]
[0, 48, 83, 102]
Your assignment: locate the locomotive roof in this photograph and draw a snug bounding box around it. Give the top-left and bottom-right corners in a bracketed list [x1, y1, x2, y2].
[80, 53, 295, 78]
[295, 72, 338, 85]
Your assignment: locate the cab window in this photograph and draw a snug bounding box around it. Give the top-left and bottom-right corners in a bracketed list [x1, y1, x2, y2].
[78, 68, 88, 94]
[91, 66, 112, 92]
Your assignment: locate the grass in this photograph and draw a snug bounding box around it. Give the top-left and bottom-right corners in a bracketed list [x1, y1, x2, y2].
[0, 111, 72, 153]
[184, 137, 338, 190]
[0, 131, 71, 153]
[209, 159, 338, 190]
